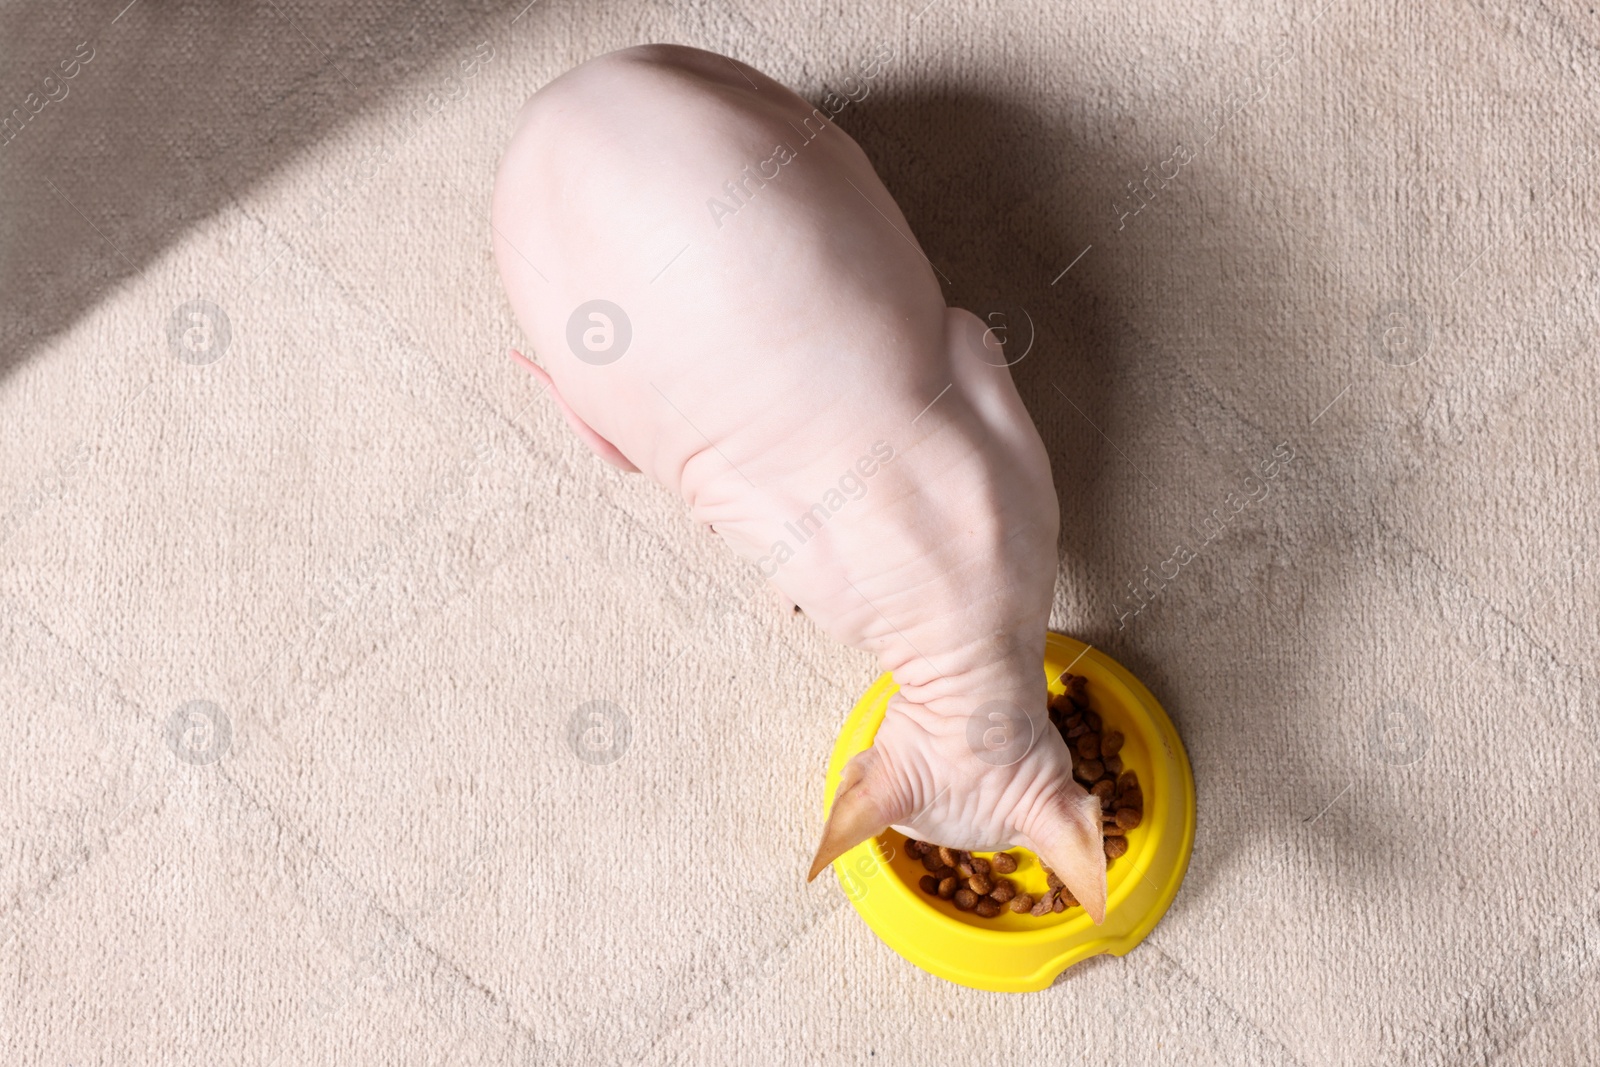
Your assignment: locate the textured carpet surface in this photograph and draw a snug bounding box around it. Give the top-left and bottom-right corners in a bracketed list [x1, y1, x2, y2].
[3, 0, 1598, 1063]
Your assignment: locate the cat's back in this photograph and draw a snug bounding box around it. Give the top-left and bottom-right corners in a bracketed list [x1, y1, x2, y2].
[491, 45, 948, 496]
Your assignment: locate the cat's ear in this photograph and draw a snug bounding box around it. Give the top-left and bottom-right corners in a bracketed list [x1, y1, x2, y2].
[806, 746, 910, 881]
[1016, 782, 1108, 923]
[509, 348, 641, 473]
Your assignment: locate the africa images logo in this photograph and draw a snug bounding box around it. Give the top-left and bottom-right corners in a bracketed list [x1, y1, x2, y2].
[566, 300, 631, 366]
[167, 299, 232, 365]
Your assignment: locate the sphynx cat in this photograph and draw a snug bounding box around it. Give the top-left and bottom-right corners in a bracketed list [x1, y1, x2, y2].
[492, 44, 1107, 919]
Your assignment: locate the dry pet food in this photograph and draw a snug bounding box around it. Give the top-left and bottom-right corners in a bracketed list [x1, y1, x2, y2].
[907, 672, 1145, 920]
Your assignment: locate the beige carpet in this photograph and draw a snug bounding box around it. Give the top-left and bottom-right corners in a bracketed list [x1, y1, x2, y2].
[3, 0, 1598, 1062]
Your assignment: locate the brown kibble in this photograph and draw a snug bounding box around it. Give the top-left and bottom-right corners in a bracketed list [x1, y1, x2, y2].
[1065, 673, 1088, 701]
[1061, 712, 1084, 733]
[921, 852, 945, 872]
[1104, 836, 1129, 859]
[1031, 891, 1055, 917]
[1059, 885, 1079, 907]
[1119, 789, 1144, 812]
[970, 856, 991, 877]
[1117, 770, 1139, 792]
[990, 851, 1018, 874]
[974, 899, 1002, 918]
[1075, 733, 1101, 759]
[1101, 731, 1124, 756]
[906, 839, 929, 859]
[953, 888, 978, 911]
[1066, 721, 1091, 739]
[937, 876, 958, 899]
[1046, 871, 1064, 890]
[989, 878, 1015, 903]
[1085, 710, 1101, 731]
[1074, 759, 1104, 782]
[956, 860, 976, 879]
[1053, 892, 1067, 913]
[1090, 780, 1115, 803]
[937, 846, 962, 868]
[919, 874, 939, 894]
[1010, 893, 1035, 913]
[1102, 823, 1125, 837]
[1115, 807, 1143, 830]
[1103, 754, 1123, 776]
[968, 874, 993, 896]
[928, 865, 955, 882]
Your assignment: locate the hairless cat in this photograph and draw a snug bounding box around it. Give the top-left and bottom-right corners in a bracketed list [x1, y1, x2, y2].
[492, 44, 1107, 920]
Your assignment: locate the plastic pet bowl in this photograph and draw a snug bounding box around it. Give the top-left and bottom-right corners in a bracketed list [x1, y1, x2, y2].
[823, 633, 1195, 992]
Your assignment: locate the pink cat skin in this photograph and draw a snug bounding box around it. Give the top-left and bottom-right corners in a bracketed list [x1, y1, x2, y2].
[492, 44, 1107, 919]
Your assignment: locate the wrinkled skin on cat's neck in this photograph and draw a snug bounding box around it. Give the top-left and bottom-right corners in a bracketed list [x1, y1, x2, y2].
[492, 44, 1106, 918]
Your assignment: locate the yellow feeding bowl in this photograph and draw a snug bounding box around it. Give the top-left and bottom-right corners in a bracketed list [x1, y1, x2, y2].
[824, 633, 1195, 992]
